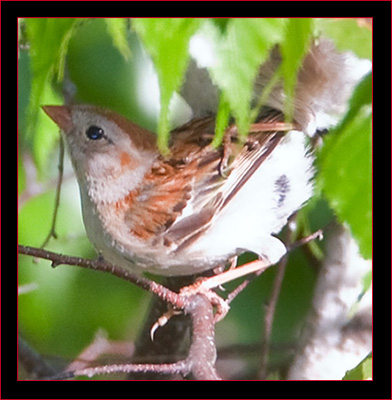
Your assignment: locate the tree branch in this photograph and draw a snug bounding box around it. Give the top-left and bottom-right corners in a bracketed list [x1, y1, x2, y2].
[44, 294, 220, 380]
[18, 245, 221, 380]
[18, 244, 185, 309]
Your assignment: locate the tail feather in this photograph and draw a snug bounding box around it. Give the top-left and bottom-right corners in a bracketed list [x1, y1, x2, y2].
[183, 38, 370, 134]
[256, 39, 368, 134]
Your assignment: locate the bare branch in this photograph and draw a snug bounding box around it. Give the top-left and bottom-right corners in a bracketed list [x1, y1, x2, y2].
[259, 223, 327, 378]
[18, 244, 185, 309]
[65, 330, 134, 373]
[186, 294, 220, 379]
[18, 221, 326, 380]
[45, 294, 220, 380]
[127, 276, 194, 380]
[287, 225, 372, 380]
[259, 253, 289, 379]
[40, 137, 65, 248]
[18, 245, 221, 380]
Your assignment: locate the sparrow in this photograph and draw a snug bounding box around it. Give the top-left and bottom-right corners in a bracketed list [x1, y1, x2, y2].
[43, 104, 312, 276]
[43, 40, 363, 277]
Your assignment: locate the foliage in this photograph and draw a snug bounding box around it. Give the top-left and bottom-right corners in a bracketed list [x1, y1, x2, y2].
[317, 72, 372, 259]
[132, 18, 200, 154]
[343, 353, 372, 380]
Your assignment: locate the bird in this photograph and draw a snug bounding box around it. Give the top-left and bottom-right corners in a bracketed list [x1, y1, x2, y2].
[43, 39, 359, 277]
[43, 103, 312, 276]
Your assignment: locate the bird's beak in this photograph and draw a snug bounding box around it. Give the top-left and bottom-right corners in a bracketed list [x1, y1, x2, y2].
[42, 105, 73, 132]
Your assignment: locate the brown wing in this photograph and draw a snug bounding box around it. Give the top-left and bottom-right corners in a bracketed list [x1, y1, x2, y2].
[164, 126, 285, 250]
[122, 114, 287, 248]
[122, 117, 221, 242]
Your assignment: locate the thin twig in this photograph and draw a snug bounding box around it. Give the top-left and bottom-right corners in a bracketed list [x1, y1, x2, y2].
[259, 220, 295, 379]
[19, 222, 325, 381]
[226, 259, 269, 305]
[259, 253, 289, 379]
[127, 277, 194, 380]
[49, 359, 190, 380]
[40, 62, 76, 248]
[40, 137, 65, 248]
[65, 330, 134, 373]
[259, 223, 327, 378]
[226, 226, 325, 306]
[46, 294, 219, 380]
[226, 278, 253, 305]
[288, 228, 324, 252]
[18, 244, 185, 309]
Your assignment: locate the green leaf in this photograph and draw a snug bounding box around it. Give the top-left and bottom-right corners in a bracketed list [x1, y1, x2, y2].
[26, 17, 79, 105]
[207, 18, 287, 139]
[66, 18, 141, 122]
[24, 18, 79, 171]
[343, 353, 372, 380]
[280, 18, 313, 120]
[132, 18, 200, 154]
[361, 270, 372, 294]
[315, 18, 372, 60]
[318, 78, 372, 259]
[212, 18, 230, 33]
[212, 93, 231, 148]
[32, 86, 63, 174]
[104, 18, 132, 60]
[340, 72, 372, 131]
[18, 156, 26, 195]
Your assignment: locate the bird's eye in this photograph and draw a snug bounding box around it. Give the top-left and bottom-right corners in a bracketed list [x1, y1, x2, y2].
[86, 125, 105, 140]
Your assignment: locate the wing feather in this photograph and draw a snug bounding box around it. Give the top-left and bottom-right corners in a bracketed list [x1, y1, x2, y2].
[121, 113, 288, 249]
